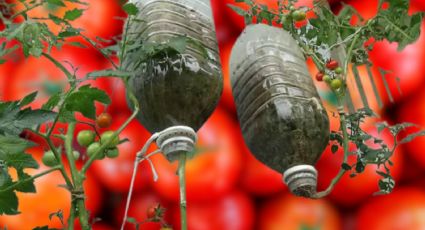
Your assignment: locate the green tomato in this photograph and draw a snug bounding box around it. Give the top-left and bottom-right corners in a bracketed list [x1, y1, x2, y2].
[100, 131, 119, 148]
[334, 67, 344, 74]
[77, 130, 96, 147]
[105, 148, 119, 159]
[73, 150, 80, 160]
[87, 142, 105, 160]
[323, 74, 332, 83]
[42, 150, 58, 167]
[292, 10, 306, 22]
[331, 79, 343, 90]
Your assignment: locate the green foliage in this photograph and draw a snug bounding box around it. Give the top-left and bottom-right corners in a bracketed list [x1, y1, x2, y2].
[63, 85, 111, 120]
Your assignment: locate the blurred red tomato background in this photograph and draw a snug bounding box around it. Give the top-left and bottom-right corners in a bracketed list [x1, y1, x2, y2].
[1, 0, 425, 229]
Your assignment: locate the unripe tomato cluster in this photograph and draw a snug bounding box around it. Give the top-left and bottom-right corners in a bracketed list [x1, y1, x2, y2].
[41, 113, 121, 167]
[316, 59, 344, 91]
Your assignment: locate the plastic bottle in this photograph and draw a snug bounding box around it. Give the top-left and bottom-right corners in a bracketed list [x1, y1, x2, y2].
[230, 24, 330, 197]
[123, 0, 223, 134]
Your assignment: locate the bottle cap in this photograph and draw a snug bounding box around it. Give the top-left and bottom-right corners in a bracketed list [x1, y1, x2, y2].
[283, 165, 318, 198]
[156, 126, 197, 162]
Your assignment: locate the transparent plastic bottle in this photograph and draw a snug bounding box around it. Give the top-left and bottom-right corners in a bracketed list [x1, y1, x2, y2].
[123, 0, 223, 134]
[230, 24, 330, 197]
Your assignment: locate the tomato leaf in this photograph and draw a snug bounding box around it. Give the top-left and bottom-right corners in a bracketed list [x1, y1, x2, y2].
[0, 189, 19, 215]
[63, 8, 84, 21]
[0, 98, 57, 136]
[15, 172, 36, 193]
[46, 0, 66, 7]
[63, 85, 111, 119]
[123, 3, 139, 16]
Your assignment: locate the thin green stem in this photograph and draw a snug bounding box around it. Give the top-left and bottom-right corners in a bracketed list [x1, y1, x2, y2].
[343, 34, 360, 80]
[78, 33, 119, 69]
[10, 2, 44, 20]
[66, 123, 90, 230]
[42, 52, 76, 86]
[64, 123, 79, 184]
[45, 138, 74, 187]
[119, 17, 132, 69]
[314, 98, 350, 198]
[0, 166, 61, 193]
[178, 152, 188, 230]
[68, 201, 75, 230]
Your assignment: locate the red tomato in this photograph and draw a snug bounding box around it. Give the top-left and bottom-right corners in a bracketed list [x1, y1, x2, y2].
[114, 191, 172, 230]
[151, 108, 243, 202]
[171, 190, 255, 230]
[12, 0, 125, 40]
[238, 142, 287, 196]
[3, 45, 110, 109]
[258, 192, 341, 230]
[356, 187, 425, 230]
[218, 44, 237, 114]
[90, 112, 153, 193]
[316, 124, 404, 207]
[0, 147, 102, 229]
[396, 89, 425, 169]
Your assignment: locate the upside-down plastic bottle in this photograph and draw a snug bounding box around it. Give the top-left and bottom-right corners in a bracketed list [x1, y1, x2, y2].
[122, 0, 223, 159]
[230, 24, 330, 197]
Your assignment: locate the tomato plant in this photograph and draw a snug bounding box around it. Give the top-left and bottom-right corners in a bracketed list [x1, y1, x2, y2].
[0, 147, 102, 229]
[316, 125, 404, 206]
[151, 108, 243, 202]
[258, 193, 341, 230]
[114, 191, 172, 230]
[12, 0, 125, 40]
[356, 188, 425, 230]
[171, 190, 255, 230]
[90, 113, 153, 193]
[346, 0, 425, 103]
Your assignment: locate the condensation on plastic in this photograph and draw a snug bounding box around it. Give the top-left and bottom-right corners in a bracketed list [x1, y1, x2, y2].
[124, 0, 223, 133]
[230, 24, 330, 174]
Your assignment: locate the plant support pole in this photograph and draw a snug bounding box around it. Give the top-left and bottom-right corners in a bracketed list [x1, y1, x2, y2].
[178, 152, 188, 230]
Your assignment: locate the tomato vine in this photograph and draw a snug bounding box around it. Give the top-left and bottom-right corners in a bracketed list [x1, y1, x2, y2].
[229, 0, 425, 197]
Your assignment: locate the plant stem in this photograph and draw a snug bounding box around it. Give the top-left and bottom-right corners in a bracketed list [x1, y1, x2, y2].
[42, 52, 76, 86]
[0, 166, 60, 193]
[68, 201, 75, 230]
[45, 138, 74, 188]
[10, 2, 43, 20]
[178, 152, 188, 230]
[65, 123, 90, 229]
[314, 102, 350, 198]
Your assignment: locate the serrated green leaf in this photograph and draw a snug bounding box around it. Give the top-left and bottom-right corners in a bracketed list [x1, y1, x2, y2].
[15, 172, 36, 193]
[63, 85, 111, 119]
[49, 14, 64, 25]
[0, 190, 19, 215]
[64, 8, 83, 21]
[123, 3, 139, 16]
[3, 152, 39, 172]
[0, 136, 35, 155]
[19, 92, 38, 107]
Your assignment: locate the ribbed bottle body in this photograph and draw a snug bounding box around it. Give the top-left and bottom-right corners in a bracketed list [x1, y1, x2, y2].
[230, 24, 329, 174]
[124, 0, 223, 133]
